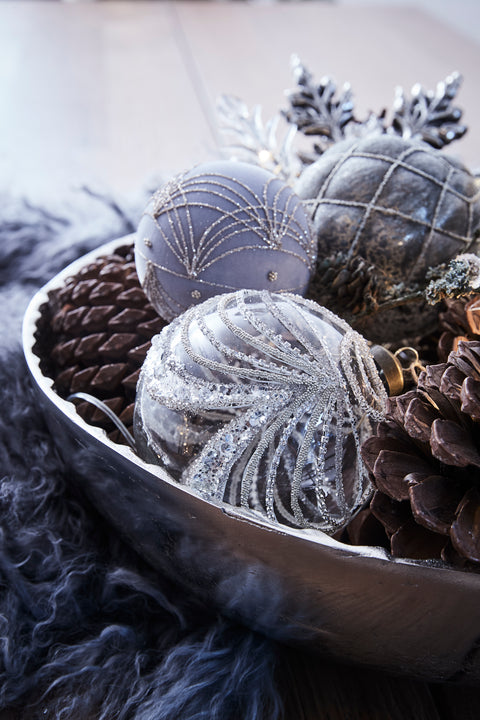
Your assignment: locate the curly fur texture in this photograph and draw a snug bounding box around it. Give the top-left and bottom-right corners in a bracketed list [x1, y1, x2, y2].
[0, 191, 281, 719]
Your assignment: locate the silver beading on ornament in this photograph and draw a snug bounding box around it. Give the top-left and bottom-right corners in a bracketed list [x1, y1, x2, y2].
[135, 161, 315, 321]
[134, 290, 387, 533]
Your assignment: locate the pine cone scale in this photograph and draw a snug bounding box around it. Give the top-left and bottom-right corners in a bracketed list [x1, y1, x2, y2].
[361, 435, 417, 474]
[70, 366, 99, 394]
[460, 376, 480, 419]
[403, 396, 436, 443]
[62, 307, 88, 334]
[82, 306, 117, 332]
[34, 245, 167, 443]
[71, 279, 97, 304]
[51, 337, 80, 366]
[56, 365, 79, 390]
[430, 418, 480, 467]
[439, 365, 467, 400]
[122, 369, 141, 392]
[90, 364, 128, 392]
[449, 340, 480, 376]
[351, 339, 480, 568]
[107, 308, 150, 331]
[76, 333, 108, 360]
[409, 475, 466, 535]
[391, 521, 446, 560]
[370, 490, 411, 535]
[373, 450, 431, 501]
[450, 489, 480, 563]
[116, 287, 148, 307]
[89, 281, 124, 305]
[97, 333, 139, 359]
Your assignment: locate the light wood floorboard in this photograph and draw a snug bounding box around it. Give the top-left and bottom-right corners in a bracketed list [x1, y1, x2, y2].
[0, 2, 479, 198]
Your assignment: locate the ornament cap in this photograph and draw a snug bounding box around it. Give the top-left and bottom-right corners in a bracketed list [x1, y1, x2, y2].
[371, 345, 404, 396]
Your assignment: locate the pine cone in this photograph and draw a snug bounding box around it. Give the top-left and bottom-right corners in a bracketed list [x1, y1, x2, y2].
[34, 244, 166, 444]
[307, 251, 379, 320]
[351, 340, 480, 568]
[437, 294, 480, 360]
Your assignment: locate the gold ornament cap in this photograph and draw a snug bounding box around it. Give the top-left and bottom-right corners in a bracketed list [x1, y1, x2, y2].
[370, 345, 405, 396]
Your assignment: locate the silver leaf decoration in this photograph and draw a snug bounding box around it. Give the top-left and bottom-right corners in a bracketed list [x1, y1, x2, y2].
[216, 94, 300, 183]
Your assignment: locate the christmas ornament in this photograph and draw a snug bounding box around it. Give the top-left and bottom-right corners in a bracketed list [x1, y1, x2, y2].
[296, 133, 480, 342]
[134, 289, 387, 533]
[134, 161, 316, 321]
[216, 94, 299, 183]
[358, 340, 480, 567]
[214, 63, 480, 343]
[217, 60, 467, 175]
[284, 58, 467, 158]
[34, 246, 166, 444]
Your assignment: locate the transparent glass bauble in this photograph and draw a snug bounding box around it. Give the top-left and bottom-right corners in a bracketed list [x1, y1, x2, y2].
[134, 289, 387, 533]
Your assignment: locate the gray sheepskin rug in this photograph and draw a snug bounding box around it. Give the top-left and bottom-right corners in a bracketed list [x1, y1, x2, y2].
[0, 189, 280, 720]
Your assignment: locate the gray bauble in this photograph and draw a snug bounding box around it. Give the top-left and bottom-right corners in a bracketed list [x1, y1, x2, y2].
[296, 134, 480, 342]
[135, 160, 316, 321]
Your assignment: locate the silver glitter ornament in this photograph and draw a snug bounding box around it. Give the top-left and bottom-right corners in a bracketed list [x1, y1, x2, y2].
[134, 160, 316, 321]
[134, 289, 387, 533]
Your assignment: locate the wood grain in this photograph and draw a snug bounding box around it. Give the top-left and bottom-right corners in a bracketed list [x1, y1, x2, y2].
[0, 1, 480, 203]
[176, 2, 480, 165]
[0, 2, 213, 199]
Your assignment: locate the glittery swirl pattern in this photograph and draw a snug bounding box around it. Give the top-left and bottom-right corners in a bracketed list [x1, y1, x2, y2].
[137, 290, 386, 533]
[136, 164, 316, 320]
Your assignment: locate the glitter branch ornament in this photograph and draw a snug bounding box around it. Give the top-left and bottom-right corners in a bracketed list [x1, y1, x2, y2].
[134, 289, 387, 533]
[283, 57, 467, 159]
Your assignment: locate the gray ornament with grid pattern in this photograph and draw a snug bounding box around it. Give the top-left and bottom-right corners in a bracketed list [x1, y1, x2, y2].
[296, 133, 480, 342]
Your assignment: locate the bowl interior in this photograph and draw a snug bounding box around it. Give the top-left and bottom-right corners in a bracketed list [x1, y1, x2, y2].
[22, 236, 480, 683]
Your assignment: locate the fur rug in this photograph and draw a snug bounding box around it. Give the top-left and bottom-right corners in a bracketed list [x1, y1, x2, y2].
[0, 189, 281, 720]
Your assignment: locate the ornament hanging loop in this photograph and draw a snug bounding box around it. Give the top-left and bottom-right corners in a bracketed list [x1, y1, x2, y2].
[371, 344, 426, 396]
[394, 346, 426, 384]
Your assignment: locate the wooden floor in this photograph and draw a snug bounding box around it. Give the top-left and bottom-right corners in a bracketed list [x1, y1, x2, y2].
[1, 1, 480, 203]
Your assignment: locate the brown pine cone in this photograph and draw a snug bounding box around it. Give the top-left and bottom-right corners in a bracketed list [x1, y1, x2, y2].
[307, 251, 379, 320]
[437, 294, 480, 360]
[350, 339, 480, 568]
[34, 244, 166, 444]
